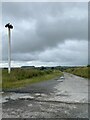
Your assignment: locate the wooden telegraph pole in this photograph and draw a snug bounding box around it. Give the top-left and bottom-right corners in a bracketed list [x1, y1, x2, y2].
[5, 23, 13, 74]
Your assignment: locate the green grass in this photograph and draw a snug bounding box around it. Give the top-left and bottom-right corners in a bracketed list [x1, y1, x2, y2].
[2, 68, 63, 90]
[65, 66, 89, 78]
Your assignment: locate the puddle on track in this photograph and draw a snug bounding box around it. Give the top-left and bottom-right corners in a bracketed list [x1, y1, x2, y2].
[2, 92, 48, 103]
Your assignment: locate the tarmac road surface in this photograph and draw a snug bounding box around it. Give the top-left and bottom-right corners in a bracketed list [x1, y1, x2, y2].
[2, 72, 89, 119]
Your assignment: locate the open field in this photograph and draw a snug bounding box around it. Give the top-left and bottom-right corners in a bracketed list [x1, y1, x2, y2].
[2, 68, 63, 90]
[65, 66, 89, 78]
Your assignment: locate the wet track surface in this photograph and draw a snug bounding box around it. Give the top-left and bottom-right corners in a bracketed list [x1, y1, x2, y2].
[2, 73, 89, 119]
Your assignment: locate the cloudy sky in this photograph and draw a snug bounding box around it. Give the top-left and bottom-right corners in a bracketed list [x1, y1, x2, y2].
[1, 2, 88, 67]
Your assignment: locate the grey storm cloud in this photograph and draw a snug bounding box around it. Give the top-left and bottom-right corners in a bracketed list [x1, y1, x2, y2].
[2, 2, 88, 66]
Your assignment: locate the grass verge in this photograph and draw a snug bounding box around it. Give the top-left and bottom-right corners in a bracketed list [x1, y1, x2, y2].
[2, 69, 63, 90]
[65, 66, 89, 78]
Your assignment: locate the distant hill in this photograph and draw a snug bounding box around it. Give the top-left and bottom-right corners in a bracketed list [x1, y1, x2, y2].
[21, 66, 35, 69]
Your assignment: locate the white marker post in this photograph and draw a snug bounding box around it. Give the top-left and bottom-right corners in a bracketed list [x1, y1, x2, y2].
[5, 23, 13, 74]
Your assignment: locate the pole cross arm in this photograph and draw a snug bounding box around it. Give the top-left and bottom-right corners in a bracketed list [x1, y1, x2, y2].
[5, 23, 13, 29]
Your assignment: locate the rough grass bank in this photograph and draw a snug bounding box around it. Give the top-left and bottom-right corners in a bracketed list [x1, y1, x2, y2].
[65, 66, 89, 78]
[2, 68, 63, 90]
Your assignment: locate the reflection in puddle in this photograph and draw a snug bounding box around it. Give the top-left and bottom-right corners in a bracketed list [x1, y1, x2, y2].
[2, 92, 48, 103]
[2, 92, 34, 103]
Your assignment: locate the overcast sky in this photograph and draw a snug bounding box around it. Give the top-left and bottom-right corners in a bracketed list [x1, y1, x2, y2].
[1, 2, 88, 67]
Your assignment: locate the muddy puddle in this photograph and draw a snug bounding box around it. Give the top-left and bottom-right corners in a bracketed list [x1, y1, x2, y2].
[2, 92, 48, 103]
